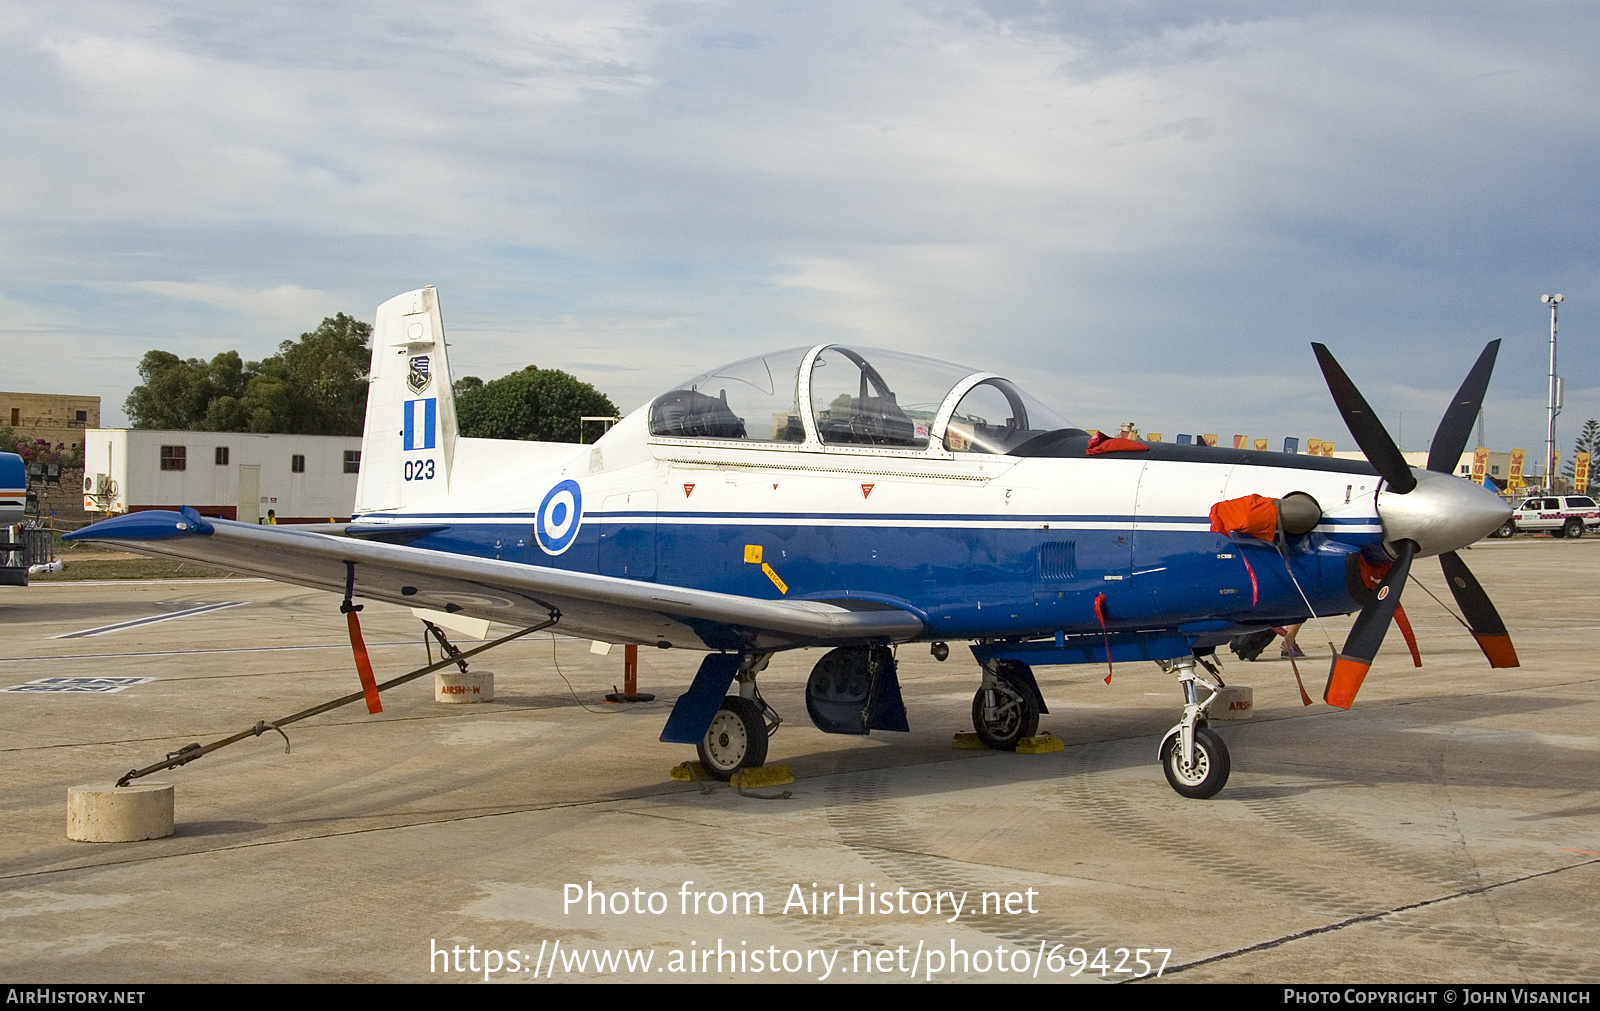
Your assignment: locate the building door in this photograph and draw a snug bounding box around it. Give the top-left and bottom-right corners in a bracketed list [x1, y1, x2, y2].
[238, 465, 260, 524]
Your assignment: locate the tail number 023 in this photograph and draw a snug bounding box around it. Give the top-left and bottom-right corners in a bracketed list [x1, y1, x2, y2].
[404, 459, 436, 481]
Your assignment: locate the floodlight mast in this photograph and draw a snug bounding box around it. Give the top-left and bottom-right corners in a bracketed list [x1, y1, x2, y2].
[1542, 294, 1564, 491]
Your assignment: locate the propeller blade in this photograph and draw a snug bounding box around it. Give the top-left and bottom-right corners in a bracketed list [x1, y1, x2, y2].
[1325, 539, 1417, 708]
[1427, 341, 1501, 474]
[1392, 603, 1422, 668]
[1313, 344, 1416, 493]
[1438, 551, 1520, 668]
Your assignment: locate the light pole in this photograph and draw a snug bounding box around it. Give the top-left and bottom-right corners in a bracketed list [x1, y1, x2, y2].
[1542, 294, 1564, 492]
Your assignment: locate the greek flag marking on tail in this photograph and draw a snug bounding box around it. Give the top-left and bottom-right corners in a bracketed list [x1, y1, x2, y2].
[403, 398, 437, 451]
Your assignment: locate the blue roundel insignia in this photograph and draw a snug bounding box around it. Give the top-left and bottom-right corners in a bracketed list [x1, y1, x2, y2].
[536, 480, 583, 555]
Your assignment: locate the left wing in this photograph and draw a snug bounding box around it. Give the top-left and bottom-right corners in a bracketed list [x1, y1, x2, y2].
[64, 509, 925, 651]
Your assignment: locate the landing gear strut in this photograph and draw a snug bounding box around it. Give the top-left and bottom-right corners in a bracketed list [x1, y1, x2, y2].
[1155, 657, 1230, 799]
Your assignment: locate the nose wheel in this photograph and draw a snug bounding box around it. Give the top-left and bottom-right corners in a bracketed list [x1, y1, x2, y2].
[1160, 726, 1230, 799]
[697, 697, 769, 779]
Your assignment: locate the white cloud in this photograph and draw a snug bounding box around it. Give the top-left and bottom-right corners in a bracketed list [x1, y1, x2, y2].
[129, 282, 338, 325]
[0, 2, 1596, 449]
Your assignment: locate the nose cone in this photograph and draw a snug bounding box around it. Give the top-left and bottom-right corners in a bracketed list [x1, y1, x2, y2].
[1375, 468, 1512, 557]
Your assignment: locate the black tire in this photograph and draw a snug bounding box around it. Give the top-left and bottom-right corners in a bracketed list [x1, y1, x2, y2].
[1161, 726, 1231, 799]
[1564, 518, 1583, 539]
[1495, 521, 1515, 539]
[970, 671, 1040, 751]
[697, 697, 768, 779]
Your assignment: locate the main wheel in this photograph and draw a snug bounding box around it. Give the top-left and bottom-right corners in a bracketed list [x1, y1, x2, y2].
[1564, 518, 1583, 539]
[697, 697, 768, 780]
[1494, 521, 1515, 538]
[1161, 726, 1230, 799]
[970, 671, 1040, 751]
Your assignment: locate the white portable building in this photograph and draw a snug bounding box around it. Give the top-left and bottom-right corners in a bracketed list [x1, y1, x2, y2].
[82, 430, 363, 523]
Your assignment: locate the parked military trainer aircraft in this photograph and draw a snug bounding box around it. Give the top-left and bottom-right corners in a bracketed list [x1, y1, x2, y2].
[68, 287, 1517, 798]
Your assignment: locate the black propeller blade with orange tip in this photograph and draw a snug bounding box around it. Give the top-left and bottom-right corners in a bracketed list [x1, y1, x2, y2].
[1325, 539, 1416, 709]
[1438, 550, 1519, 668]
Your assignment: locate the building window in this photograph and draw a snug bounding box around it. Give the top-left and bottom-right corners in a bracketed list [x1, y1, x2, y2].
[291, 454, 306, 473]
[9, 408, 17, 426]
[344, 450, 361, 474]
[160, 445, 187, 471]
[75, 410, 87, 422]
[215, 446, 230, 465]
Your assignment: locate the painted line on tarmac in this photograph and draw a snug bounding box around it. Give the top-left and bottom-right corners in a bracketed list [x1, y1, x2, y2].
[53, 601, 248, 639]
[1156, 854, 1600, 980]
[0, 634, 591, 662]
[30, 577, 271, 587]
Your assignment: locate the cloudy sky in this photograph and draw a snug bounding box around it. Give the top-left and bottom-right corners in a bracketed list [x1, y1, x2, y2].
[4, 1, 1597, 464]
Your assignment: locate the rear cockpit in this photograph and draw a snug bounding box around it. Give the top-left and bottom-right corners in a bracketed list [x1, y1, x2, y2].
[648, 345, 1072, 456]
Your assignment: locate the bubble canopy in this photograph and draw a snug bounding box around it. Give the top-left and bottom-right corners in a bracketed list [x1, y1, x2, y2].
[648, 345, 1072, 455]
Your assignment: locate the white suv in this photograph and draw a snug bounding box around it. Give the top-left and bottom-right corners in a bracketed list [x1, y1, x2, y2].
[1496, 495, 1600, 538]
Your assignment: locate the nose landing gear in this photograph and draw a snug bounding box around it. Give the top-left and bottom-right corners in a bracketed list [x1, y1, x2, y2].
[1155, 657, 1230, 799]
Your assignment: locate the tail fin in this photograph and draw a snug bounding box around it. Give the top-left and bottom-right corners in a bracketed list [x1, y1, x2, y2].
[353, 287, 459, 514]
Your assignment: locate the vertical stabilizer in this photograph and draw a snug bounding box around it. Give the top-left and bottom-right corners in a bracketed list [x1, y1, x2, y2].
[353, 287, 459, 513]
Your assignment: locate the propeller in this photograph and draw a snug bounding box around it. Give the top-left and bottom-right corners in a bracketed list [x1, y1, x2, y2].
[1312, 341, 1518, 709]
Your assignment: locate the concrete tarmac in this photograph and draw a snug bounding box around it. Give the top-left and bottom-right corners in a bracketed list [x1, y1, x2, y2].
[1, 538, 1597, 984]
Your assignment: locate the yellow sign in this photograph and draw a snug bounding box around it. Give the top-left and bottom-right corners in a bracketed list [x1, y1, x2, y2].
[1320, 442, 1334, 457]
[1509, 448, 1526, 489]
[1307, 439, 1322, 455]
[1232, 435, 1247, 449]
[1471, 446, 1488, 485]
[1577, 452, 1591, 492]
[1147, 433, 1162, 442]
[1202, 434, 1218, 447]
[1253, 438, 1268, 452]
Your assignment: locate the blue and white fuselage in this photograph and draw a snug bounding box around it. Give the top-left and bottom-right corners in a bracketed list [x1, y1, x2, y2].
[346, 288, 1385, 653]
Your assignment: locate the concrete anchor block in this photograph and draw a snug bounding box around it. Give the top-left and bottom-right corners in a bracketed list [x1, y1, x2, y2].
[435, 669, 494, 703]
[1210, 684, 1254, 720]
[68, 783, 174, 842]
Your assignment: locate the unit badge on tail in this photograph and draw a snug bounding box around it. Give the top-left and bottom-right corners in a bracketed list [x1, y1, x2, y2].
[407, 355, 432, 395]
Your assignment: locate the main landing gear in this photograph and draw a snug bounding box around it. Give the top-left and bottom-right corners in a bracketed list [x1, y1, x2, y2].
[1155, 657, 1230, 799]
[971, 660, 1042, 751]
[697, 654, 781, 780]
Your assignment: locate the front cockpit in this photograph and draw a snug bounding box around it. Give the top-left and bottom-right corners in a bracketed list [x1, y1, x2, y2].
[647, 345, 1073, 456]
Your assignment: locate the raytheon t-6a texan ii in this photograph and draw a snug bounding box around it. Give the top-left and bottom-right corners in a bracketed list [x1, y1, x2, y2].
[68, 287, 1518, 799]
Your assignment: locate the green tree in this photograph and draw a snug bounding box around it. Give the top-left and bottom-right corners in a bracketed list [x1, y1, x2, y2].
[122, 314, 371, 435]
[1567, 418, 1599, 494]
[124, 350, 250, 429]
[456, 366, 617, 443]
